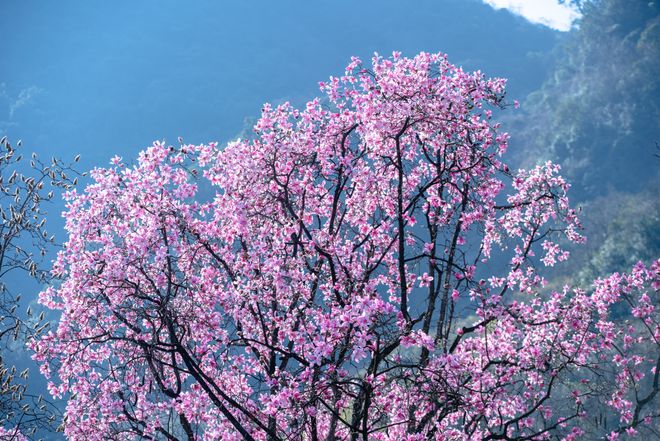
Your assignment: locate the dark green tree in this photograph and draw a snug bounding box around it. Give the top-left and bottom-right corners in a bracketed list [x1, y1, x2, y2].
[519, 0, 659, 198]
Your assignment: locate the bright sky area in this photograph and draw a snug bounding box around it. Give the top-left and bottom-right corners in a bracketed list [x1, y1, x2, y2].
[482, 0, 581, 31]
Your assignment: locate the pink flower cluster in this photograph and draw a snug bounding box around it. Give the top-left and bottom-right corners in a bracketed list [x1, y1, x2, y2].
[31, 52, 658, 440]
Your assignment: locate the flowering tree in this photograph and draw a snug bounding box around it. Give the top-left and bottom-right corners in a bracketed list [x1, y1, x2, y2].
[32, 52, 658, 440]
[0, 137, 77, 439]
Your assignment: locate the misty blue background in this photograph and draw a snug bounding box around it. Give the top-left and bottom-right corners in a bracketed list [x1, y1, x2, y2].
[1, 0, 565, 436]
[2, 0, 559, 167]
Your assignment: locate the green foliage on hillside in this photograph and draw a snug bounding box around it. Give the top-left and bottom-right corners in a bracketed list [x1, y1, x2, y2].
[573, 187, 659, 282]
[521, 0, 659, 198]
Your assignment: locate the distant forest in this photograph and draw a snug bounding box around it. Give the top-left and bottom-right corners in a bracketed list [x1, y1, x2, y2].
[514, 0, 659, 285]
